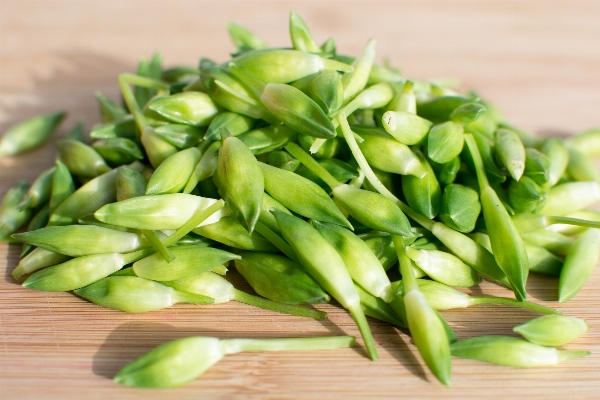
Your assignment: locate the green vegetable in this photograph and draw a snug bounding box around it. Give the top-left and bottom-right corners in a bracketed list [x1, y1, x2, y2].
[451, 336, 589, 368]
[114, 335, 354, 388]
[514, 315, 588, 346]
[0, 112, 65, 157]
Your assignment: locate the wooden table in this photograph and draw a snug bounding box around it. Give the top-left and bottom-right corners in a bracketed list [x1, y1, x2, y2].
[1, 1, 600, 398]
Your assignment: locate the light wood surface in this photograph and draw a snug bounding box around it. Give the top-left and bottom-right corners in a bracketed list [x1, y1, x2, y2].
[1, 1, 600, 398]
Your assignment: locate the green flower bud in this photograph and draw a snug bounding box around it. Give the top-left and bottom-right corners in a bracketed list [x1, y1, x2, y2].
[115, 336, 224, 388]
[0, 180, 33, 241]
[233, 49, 352, 84]
[23, 253, 130, 292]
[260, 162, 352, 229]
[89, 116, 137, 140]
[521, 229, 574, 256]
[558, 229, 600, 303]
[12, 248, 71, 281]
[355, 126, 427, 178]
[133, 245, 240, 281]
[289, 11, 321, 53]
[495, 128, 526, 181]
[184, 140, 221, 194]
[335, 82, 394, 120]
[523, 148, 551, 186]
[342, 39, 375, 103]
[95, 91, 127, 123]
[259, 83, 335, 139]
[148, 92, 219, 127]
[465, 134, 528, 300]
[308, 70, 343, 114]
[439, 184, 480, 233]
[93, 138, 144, 166]
[204, 112, 254, 141]
[146, 147, 202, 195]
[451, 336, 589, 368]
[431, 222, 506, 283]
[12, 225, 150, 257]
[48, 164, 141, 226]
[215, 136, 263, 232]
[234, 252, 329, 304]
[193, 216, 277, 252]
[539, 138, 569, 187]
[405, 247, 481, 287]
[508, 176, 547, 213]
[566, 147, 600, 182]
[565, 128, 600, 157]
[116, 166, 147, 201]
[332, 184, 412, 237]
[417, 95, 471, 123]
[58, 139, 111, 178]
[20, 205, 50, 257]
[272, 210, 378, 360]
[430, 156, 460, 186]
[74, 276, 213, 313]
[461, 130, 506, 184]
[427, 121, 464, 164]
[449, 102, 486, 124]
[412, 278, 559, 314]
[268, 150, 300, 172]
[514, 315, 588, 346]
[95, 193, 224, 230]
[141, 127, 178, 168]
[386, 80, 416, 114]
[153, 124, 204, 149]
[227, 22, 267, 53]
[164, 271, 326, 319]
[237, 125, 297, 155]
[402, 150, 442, 219]
[314, 221, 395, 302]
[0, 111, 65, 158]
[17, 166, 55, 210]
[539, 181, 600, 216]
[114, 334, 354, 388]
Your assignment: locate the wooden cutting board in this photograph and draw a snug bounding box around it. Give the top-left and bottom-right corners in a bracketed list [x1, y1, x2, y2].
[2, 1, 600, 398]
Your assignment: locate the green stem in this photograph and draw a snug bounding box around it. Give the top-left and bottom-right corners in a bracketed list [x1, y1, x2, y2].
[219, 336, 356, 355]
[348, 303, 379, 361]
[547, 216, 600, 230]
[118, 74, 150, 134]
[558, 350, 591, 362]
[464, 133, 490, 190]
[142, 230, 175, 262]
[163, 200, 225, 247]
[469, 296, 561, 315]
[121, 248, 155, 265]
[309, 138, 327, 154]
[337, 113, 434, 230]
[393, 234, 418, 293]
[254, 222, 298, 262]
[120, 200, 226, 265]
[119, 73, 169, 92]
[284, 143, 341, 189]
[232, 289, 327, 319]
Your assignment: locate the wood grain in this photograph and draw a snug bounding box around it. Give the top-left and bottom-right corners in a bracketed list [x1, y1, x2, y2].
[1, 1, 600, 398]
